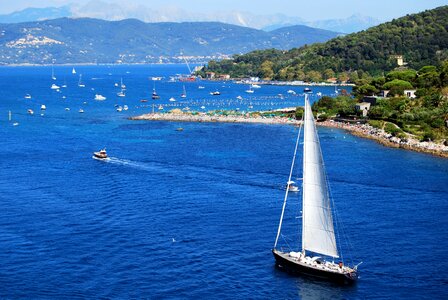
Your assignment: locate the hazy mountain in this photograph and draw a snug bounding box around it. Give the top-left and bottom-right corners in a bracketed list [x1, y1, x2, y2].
[0, 18, 341, 65]
[0, 6, 71, 23]
[308, 14, 381, 33]
[0, 3, 377, 33]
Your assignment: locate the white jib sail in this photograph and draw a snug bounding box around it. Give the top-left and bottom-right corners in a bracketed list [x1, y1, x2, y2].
[302, 96, 339, 258]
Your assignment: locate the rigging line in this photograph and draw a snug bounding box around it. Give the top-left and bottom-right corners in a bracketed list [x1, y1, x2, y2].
[274, 112, 304, 249]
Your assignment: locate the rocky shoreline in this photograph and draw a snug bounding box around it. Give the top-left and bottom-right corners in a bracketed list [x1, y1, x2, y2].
[130, 112, 448, 158]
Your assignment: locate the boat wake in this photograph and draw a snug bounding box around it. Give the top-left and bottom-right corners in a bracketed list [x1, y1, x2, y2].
[105, 157, 155, 171]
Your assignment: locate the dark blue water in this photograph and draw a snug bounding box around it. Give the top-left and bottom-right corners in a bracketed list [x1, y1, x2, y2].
[0, 65, 447, 299]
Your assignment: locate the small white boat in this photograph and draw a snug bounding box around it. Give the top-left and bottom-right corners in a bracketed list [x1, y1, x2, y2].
[210, 91, 220, 96]
[123, 105, 128, 111]
[72, 67, 76, 74]
[24, 94, 31, 99]
[41, 104, 46, 110]
[120, 78, 126, 89]
[303, 87, 312, 93]
[286, 180, 300, 192]
[51, 84, 60, 90]
[116, 106, 123, 112]
[93, 148, 108, 160]
[201, 105, 206, 109]
[79, 109, 84, 113]
[316, 92, 322, 96]
[245, 86, 254, 94]
[198, 86, 205, 89]
[117, 90, 125, 97]
[65, 107, 70, 111]
[95, 94, 106, 101]
[158, 105, 163, 110]
[169, 97, 176, 102]
[114, 83, 119, 87]
[287, 90, 296, 94]
[151, 76, 162, 81]
[27, 109, 34, 115]
[251, 84, 261, 88]
[236, 95, 243, 100]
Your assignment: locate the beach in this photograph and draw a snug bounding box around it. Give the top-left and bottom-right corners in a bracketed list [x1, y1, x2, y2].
[130, 111, 448, 158]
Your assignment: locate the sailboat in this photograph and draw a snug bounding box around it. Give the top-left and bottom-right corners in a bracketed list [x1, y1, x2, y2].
[78, 74, 85, 87]
[152, 81, 160, 99]
[72, 67, 76, 74]
[51, 65, 56, 80]
[272, 95, 359, 284]
[180, 85, 187, 98]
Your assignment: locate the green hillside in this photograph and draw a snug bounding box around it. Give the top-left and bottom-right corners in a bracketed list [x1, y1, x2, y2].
[198, 6, 448, 80]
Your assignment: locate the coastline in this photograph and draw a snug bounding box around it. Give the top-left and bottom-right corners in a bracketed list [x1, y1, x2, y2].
[130, 111, 448, 158]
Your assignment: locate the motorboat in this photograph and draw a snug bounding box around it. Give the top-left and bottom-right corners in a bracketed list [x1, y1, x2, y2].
[41, 104, 46, 110]
[169, 97, 176, 102]
[304, 87, 312, 93]
[27, 109, 34, 115]
[51, 84, 60, 90]
[210, 91, 221, 96]
[93, 148, 108, 160]
[24, 94, 31, 99]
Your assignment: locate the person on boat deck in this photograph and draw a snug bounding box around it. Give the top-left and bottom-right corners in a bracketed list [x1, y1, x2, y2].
[339, 262, 343, 268]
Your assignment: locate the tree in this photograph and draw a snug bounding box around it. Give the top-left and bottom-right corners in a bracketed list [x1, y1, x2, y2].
[260, 60, 274, 80]
[354, 84, 378, 98]
[306, 70, 322, 83]
[323, 69, 335, 80]
[337, 72, 349, 83]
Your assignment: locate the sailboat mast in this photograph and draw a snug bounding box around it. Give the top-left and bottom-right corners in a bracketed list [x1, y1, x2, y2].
[301, 96, 309, 254]
[301, 94, 339, 258]
[274, 116, 303, 248]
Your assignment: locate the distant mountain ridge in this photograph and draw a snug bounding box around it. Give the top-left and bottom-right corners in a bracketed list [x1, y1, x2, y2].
[199, 6, 448, 79]
[0, 4, 380, 33]
[0, 18, 341, 65]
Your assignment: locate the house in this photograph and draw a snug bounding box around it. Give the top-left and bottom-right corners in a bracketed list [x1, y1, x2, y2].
[206, 72, 215, 79]
[218, 74, 231, 80]
[379, 90, 390, 97]
[404, 89, 417, 99]
[362, 96, 379, 106]
[355, 102, 371, 117]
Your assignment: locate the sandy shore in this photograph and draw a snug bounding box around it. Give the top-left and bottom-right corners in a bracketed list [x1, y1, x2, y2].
[130, 112, 448, 158]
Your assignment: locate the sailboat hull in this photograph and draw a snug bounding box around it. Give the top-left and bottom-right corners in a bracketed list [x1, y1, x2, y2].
[272, 250, 357, 284]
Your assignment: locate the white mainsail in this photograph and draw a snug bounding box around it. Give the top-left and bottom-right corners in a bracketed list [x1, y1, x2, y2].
[302, 96, 339, 258]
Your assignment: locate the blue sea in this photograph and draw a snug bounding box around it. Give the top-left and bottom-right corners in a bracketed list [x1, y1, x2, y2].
[0, 64, 447, 299]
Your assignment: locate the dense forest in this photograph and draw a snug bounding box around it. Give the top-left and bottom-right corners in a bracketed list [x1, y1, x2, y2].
[197, 6, 448, 81]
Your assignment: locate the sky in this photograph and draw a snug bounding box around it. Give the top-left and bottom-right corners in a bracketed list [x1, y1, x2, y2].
[0, 0, 447, 21]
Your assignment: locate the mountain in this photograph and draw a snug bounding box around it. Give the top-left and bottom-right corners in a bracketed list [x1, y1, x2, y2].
[0, 4, 377, 33]
[308, 14, 381, 34]
[0, 6, 71, 23]
[269, 25, 344, 46]
[199, 6, 448, 79]
[0, 18, 341, 65]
